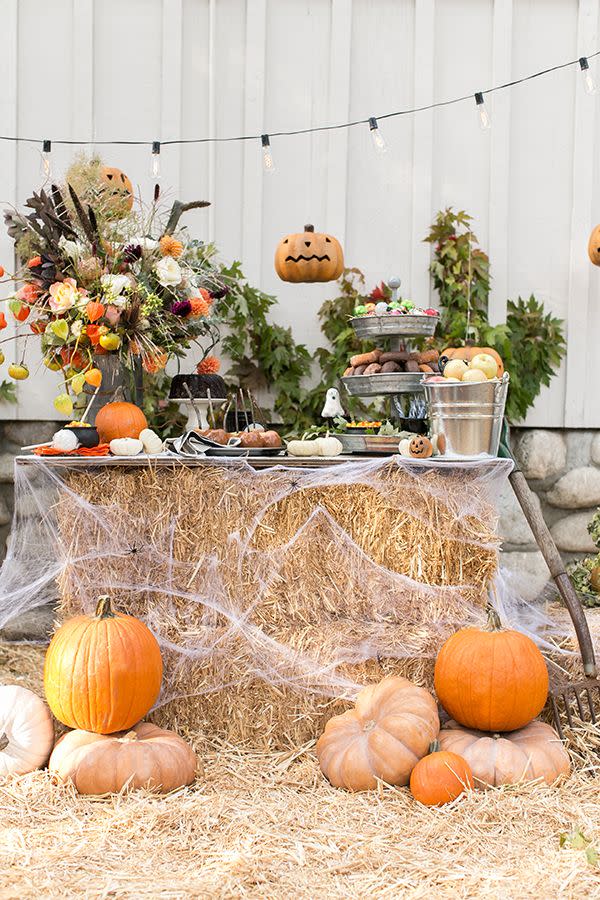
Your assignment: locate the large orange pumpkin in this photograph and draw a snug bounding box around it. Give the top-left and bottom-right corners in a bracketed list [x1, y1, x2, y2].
[95, 398, 148, 443]
[434, 611, 549, 732]
[439, 719, 570, 789]
[49, 722, 197, 794]
[274, 224, 344, 283]
[316, 676, 439, 791]
[440, 346, 504, 377]
[409, 740, 474, 806]
[44, 595, 163, 734]
[97, 165, 134, 216]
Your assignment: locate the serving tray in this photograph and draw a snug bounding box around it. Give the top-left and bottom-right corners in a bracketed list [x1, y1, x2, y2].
[350, 314, 437, 340]
[341, 372, 424, 396]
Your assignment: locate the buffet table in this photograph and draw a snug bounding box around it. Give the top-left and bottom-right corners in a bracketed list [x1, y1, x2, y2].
[0, 453, 513, 749]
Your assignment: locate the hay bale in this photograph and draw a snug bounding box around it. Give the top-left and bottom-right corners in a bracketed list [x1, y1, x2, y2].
[52, 460, 501, 749]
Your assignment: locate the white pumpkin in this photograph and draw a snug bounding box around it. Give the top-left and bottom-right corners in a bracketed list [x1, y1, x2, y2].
[398, 438, 411, 457]
[109, 437, 144, 456]
[316, 436, 343, 457]
[139, 428, 163, 455]
[287, 439, 317, 457]
[0, 685, 54, 776]
[287, 436, 343, 458]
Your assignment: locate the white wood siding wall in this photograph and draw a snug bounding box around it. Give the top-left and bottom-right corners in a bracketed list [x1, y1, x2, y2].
[0, 0, 599, 426]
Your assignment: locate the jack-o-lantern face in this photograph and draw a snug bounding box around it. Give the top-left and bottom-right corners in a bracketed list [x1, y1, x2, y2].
[589, 225, 600, 266]
[97, 166, 134, 217]
[409, 435, 433, 459]
[275, 224, 344, 283]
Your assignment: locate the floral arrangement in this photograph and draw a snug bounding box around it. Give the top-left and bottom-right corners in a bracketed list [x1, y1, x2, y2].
[1, 156, 228, 417]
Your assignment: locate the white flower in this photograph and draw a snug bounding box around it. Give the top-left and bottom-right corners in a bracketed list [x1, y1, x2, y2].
[59, 236, 85, 259]
[129, 236, 159, 251]
[101, 273, 130, 295]
[155, 257, 182, 287]
[70, 320, 84, 338]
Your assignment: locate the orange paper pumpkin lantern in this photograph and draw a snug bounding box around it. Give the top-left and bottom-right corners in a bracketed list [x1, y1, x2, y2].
[275, 225, 344, 283]
[97, 166, 134, 216]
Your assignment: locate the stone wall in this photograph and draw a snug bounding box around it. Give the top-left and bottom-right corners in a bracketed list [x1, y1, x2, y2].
[0, 422, 597, 633]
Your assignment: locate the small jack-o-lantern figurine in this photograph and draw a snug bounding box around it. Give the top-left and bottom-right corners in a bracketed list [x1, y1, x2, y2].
[97, 165, 135, 217]
[275, 224, 344, 283]
[588, 225, 600, 266]
[409, 435, 433, 459]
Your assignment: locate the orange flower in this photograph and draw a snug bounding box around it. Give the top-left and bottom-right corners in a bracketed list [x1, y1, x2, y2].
[30, 320, 45, 334]
[13, 304, 30, 322]
[0, 313, 6, 330]
[86, 300, 105, 323]
[0, 266, 5, 278]
[196, 355, 220, 375]
[159, 235, 184, 258]
[143, 351, 168, 374]
[129, 339, 141, 356]
[86, 324, 102, 345]
[188, 296, 211, 318]
[60, 347, 86, 370]
[17, 282, 41, 304]
[199, 288, 213, 305]
[84, 368, 102, 388]
[27, 256, 42, 269]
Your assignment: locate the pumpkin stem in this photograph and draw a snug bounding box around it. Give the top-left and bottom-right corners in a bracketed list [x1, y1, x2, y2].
[118, 731, 139, 743]
[428, 739, 440, 754]
[304, 224, 314, 233]
[0, 733, 8, 751]
[486, 606, 502, 631]
[95, 595, 116, 619]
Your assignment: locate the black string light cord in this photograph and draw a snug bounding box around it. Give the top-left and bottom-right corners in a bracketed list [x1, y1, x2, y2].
[0, 49, 598, 148]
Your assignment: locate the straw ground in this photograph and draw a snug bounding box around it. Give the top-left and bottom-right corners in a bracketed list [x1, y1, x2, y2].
[2, 641, 600, 899]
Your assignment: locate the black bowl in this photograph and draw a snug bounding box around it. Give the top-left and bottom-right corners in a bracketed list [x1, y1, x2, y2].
[64, 425, 100, 448]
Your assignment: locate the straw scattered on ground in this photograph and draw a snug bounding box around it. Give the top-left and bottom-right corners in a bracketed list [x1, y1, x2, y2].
[2, 642, 600, 900]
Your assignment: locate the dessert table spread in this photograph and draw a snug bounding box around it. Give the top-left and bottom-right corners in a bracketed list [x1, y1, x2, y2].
[0, 453, 514, 749]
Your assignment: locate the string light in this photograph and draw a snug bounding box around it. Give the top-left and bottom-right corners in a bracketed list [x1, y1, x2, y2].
[368, 117, 387, 153]
[261, 134, 275, 172]
[40, 140, 52, 180]
[474, 92, 491, 130]
[150, 141, 161, 180]
[579, 57, 596, 94]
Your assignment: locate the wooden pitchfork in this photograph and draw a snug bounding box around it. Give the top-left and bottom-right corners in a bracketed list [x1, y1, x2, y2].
[499, 423, 600, 739]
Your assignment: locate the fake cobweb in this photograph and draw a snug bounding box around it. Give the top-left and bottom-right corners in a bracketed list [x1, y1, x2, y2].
[0, 455, 573, 747]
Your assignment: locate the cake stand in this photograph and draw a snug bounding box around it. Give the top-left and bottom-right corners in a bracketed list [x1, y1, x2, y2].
[175, 398, 227, 431]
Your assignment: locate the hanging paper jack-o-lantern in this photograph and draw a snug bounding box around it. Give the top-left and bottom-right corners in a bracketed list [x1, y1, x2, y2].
[97, 165, 135, 216]
[275, 224, 344, 283]
[588, 224, 600, 266]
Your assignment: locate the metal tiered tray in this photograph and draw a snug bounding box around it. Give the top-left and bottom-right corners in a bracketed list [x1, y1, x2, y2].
[350, 314, 437, 340]
[341, 372, 424, 396]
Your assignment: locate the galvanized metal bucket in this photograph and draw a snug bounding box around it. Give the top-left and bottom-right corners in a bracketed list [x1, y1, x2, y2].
[424, 374, 509, 458]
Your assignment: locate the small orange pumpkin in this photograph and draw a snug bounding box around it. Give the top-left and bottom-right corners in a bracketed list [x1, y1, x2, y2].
[44, 595, 163, 734]
[409, 740, 474, 805]
[434, 609, 549, 732]
[95, 396, 148, 442]
[316, 676, 439, 791]
[588, 224, 600, 265]
[440, 346, 504, 377]
[97, 165, 134, 216]
[275, 224, 344, 283]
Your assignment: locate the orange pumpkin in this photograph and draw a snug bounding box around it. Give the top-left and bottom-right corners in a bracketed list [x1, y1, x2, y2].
[434, 610, 549, 732]
[588, 224, 600, 265]
[49, 722, 197, 794]
[95, 397, 148, 442]
[440, 346, 504, 377]
[439, 719, 570, 789]
[44, 595, 163, 734]
[97, 165, 134, 216]
[409, 740, 474, 805]
[275, 224, 344, 283]
[316, 676, 439, 791]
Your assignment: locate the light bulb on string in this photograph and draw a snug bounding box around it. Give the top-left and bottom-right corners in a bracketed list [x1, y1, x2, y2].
[474, 93, 491, 130]
[150, 141, 161, 180]
[368, 117, 387, 153]
[40, 140, 52, 181]
[579, 57, 596, 94]
[261, 134, 275, 173]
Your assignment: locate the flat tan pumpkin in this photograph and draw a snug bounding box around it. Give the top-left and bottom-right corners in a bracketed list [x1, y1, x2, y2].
[316, 676, 439, 791]
[438, 719, 570, 789]
[0, 685, 54, 777]
[49, 722, 197, 794]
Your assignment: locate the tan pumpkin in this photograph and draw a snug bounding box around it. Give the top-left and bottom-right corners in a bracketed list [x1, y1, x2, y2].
[95, 398, 148, 443]
[440, 346, 504, 378]
[438, 719, 570, 789]
[275, 224, 344, 283]
[44, 595, 163, 734]
[49, 722, 197, 794]
[97, 165, 134, 216]
[588, 224, 600, 266]
[0, 685, 54, 777]
[434, 610, 549, 732]
[316, 676, 439, 791]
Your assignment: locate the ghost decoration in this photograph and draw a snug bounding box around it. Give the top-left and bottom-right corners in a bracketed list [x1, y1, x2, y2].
[321, 387, 346, 420]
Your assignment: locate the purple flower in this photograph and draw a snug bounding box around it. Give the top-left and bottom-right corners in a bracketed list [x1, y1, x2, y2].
[171, 299, 192, 317]
[211, 285, 229, 300]
[123, 244, 142, 262]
